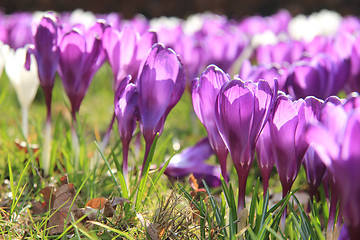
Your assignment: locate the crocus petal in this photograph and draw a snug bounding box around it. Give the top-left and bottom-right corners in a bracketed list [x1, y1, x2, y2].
[215, 80, 254, 167]
[114, 76, 138, 144]
[192, 64, 230, 179]
[164, 138, 222, 187]
[32, 13, 59, 88]
[138, 43, 185, 137]
[58, 30, 85, 95]
[5, 46, 40, 108]
[306, 124, 339, 167]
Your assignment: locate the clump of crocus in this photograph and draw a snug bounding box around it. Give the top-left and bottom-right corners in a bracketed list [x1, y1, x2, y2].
[307, 103, 360, 240]
[215, 78, 276, 209]
[26, 13, 60, 175]
[114, 75, 138, 181]
[5, 45, 40, 138]
[192, 64, 230, 181]
[57, 23, 104, 166]
[101, 25, 157, 151]
[137, 43, 186, 175]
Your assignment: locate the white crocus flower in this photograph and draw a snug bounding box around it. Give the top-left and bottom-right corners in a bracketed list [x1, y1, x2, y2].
[0, 41, 10, 78]
[149, 16, 181, 31]
[288, 10, 342, 42]
[5, 46, 40, 138]
[251, 29, 279, 48]
[69, 8, 97, 29]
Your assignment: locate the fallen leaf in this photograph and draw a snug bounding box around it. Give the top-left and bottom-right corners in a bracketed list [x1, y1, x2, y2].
[32, 175, 130, 235]
[84, 196, 130, 220]
[86, 197, 108, 210]
[189, 174, 206, 198]
[31, 175, 78, 235]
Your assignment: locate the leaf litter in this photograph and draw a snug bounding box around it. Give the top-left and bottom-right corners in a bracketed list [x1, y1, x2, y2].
[31, 174, 130, 236]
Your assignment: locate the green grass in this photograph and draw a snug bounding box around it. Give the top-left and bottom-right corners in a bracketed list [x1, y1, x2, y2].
[0, 64, 338, 239]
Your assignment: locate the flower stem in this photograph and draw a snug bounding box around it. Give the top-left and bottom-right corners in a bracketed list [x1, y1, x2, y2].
[21, 106, 29, 139]
[122, 140, 130, 184]
[100, 112, 115, 152]
[42, 119, 52, 176]
[71, 124, 80, 170]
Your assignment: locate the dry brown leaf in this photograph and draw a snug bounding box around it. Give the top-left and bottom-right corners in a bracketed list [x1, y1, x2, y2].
[84, 196, 131, 220]
[32, 175, 130, 235]
[189, 174, 206, 198]
[31, 175, 78, 235]
[86, 197, 108, 210]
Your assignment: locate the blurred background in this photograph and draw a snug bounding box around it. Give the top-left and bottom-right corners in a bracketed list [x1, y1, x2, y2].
[0, 0, 359, 18]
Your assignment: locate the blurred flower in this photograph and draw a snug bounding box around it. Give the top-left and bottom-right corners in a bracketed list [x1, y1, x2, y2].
[307, 104, 360, 240]
[26, 13, 60, 121]
[286, 53, 349, 100]
[114, 75, 138, 179]
[137, 43, 186, 174]
[149, 16, 182, 49]
[103, 25, 157, 90]
[192, 64, 230, 181]
[57, 27, 104, 119]
[203, 27, 248, 73]
[0, 41, 10, 78]
[288, 10, 342, 42]
[215, 78, 276, 209]
[5, 45, 39, 138]
[255, 39, 304, 65]
[6, 12, 34, 49]
[239, 59, 288, 91]
[173, 33, 204, 84]
[164, 138, 222, 188]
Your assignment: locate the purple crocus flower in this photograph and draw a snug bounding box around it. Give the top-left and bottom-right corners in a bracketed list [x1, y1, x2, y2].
[255, 122, 275, 193]
[164, 137, 222, 188]
[57, 27, 104, 120]
[286, 60, 328, 100]
[114, 75, 139, 180]
[215, 78, 276, 209]
[307, 105, 360, 240]
[26, 13, 59, 122]
[7, 12, 34, 49]
[269, 93, 309, 226]
[100, 25, 156, 151]
[103, 25, 157, 90]
[301, 97, 327, 200]
[192, 64, 230, 181]
[173, 34, 204, 85]
[344, 92, 360, 112]
[269, 94, 309, 199]
[137, 43, 186, 174]
[25, 13, 60, 175]
[239, 59, 288, 91]
[255, 39, 304, 65]
[203, 27, 248, 73]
